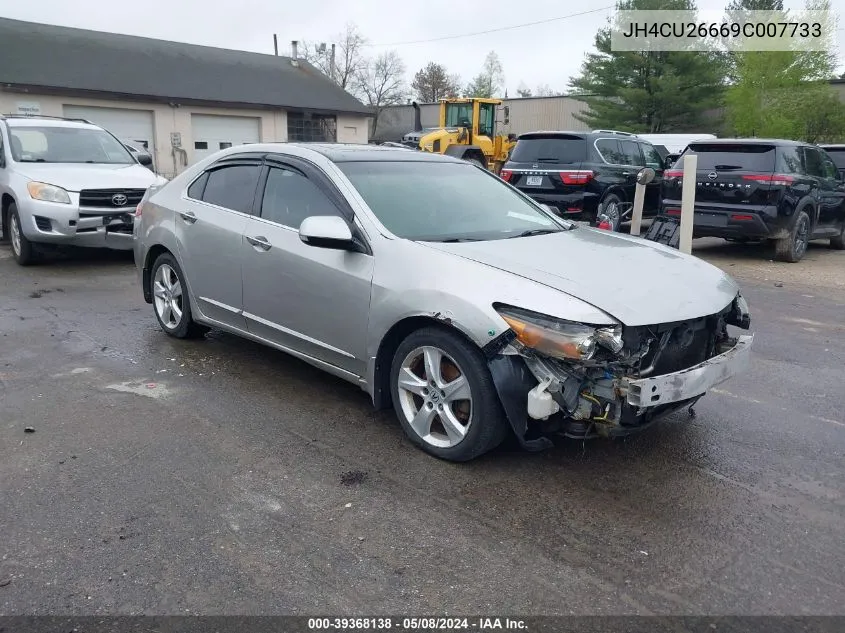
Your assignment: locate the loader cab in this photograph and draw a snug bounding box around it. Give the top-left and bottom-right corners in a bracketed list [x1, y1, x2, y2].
[440, 99, 498, 139]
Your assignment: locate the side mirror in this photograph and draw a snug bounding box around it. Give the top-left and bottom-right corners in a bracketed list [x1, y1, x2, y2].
[137, 153, 153, 167]
[636, 167, 656, 185]
[299, 215, 358, 251]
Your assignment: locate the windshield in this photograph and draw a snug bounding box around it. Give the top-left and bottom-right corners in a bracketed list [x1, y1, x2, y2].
[338, 161, 569, 242]
[679, 143, 776, 172]
[509, 135, 586, 164]
[824, 148, 845, 170]
[8, 126, 135, 164]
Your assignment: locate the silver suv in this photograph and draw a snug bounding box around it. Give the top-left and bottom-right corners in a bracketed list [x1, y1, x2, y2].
[0, 114, 165, 265]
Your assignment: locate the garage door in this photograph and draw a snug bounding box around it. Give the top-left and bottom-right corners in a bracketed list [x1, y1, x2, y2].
[191, 114, 260, 162]
[63, 105, 155, 162]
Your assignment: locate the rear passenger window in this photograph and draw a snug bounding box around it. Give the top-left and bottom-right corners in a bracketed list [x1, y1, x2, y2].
[260, 166, 341, 229]
[595, 139, 624, 164]
[201, 164, 261, 213]
[777, 146, 804, 174]
[803, 148, 825, 178]
[619, 140, 645, 166]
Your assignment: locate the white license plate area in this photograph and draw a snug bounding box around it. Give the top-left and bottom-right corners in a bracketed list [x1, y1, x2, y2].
[525, 175, 543, 186]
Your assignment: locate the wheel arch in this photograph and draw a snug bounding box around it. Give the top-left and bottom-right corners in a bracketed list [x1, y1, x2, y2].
[142, 243, 174, 303]
[370, 316, 484, 411]
[1, 193, 15, 240]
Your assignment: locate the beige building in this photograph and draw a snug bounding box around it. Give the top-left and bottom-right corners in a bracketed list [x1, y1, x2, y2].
[373, 95, 592, 142]
[0, 18, 371, 178]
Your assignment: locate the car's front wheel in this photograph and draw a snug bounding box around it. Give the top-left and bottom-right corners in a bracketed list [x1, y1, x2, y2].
[8, 204, 36, 266]
[150, 252, 209, 338]
[390, 327, 509, 462]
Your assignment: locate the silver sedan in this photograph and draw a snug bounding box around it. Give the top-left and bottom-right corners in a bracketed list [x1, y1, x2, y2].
[134, 143, 753, 462]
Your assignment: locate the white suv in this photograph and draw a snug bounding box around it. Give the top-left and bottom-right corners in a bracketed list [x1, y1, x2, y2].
[0, 115, 166, 265]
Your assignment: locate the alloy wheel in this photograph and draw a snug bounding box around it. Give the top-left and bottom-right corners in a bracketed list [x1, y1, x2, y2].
[10, 213, 21, 256]
[153, 263, 184, 329]
[396, 345, 473, 448]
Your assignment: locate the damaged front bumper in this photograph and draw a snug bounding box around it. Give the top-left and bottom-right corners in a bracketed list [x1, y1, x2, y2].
[487, 333, 754, 450]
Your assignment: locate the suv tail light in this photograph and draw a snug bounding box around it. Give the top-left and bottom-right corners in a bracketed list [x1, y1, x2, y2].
[742, 174, 794, 186]
[559, 170, 593, 185]
[499, 169, 513, 182]
[664, 169, 684, 178]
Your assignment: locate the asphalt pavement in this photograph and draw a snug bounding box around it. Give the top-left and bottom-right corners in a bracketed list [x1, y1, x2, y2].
[0, 239, 843, 616]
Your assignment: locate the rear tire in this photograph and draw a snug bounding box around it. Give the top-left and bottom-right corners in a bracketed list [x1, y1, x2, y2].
[830, 222, 845, 250]
[389, 327, 509, 462]
[150, 252, 209, 339]
[8, 204, 36, 266]
[597, 193, 623, 231]
[774, 209, 811, 263]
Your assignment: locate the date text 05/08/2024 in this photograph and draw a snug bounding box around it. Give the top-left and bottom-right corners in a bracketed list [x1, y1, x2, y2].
[307, 617, 528, 630]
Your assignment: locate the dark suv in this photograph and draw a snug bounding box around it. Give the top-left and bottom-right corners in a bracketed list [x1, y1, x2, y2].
[662, 139, 845, 262]
[500, 130, 665, 227]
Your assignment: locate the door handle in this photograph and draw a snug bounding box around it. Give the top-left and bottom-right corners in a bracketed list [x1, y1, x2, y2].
[178, 211, 198, 224]
[246, 235, 272, 251]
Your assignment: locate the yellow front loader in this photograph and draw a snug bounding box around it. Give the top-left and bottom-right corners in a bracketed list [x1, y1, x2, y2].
[402, 98, 515, 174]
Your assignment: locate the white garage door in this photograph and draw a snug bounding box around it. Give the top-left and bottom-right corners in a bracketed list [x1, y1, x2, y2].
[191, 114, 260, 162]
[63, 105, 155, 159]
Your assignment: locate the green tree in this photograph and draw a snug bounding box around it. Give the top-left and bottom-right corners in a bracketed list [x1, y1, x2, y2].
[725, 0, 845, 141]
[569, 0, 726, 133]
[411, 63, 461, 102]
[465, 51, 505, 98]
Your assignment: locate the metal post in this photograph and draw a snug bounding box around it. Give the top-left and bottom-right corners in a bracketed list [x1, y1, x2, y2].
[330, 44, 336, 81]
[679, 153, 698, 254]
[630, 183, 647, 236]
[273, 34, 278, 56]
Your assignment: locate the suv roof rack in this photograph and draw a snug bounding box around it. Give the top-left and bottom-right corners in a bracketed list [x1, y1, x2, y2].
[0, 114, 93, 124]
[592, 129, 638, 137]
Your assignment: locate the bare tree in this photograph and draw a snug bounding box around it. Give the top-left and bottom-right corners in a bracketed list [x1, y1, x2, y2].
[355, 51, 407, 136]
[516, 81, 532, 98]
[465, 51, 505, 98]
[535, 84, 559, 97]
[300, 23, 367, 92]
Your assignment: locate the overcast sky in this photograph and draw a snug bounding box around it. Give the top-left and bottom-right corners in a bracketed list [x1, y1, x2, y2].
[2, 0, 843, 96]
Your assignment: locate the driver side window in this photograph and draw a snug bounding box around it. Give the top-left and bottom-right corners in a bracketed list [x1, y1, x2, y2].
[260, 166, 342, 230]
[478, 104, 494, 137]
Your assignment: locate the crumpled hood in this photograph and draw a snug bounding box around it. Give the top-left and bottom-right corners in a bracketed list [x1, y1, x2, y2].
[15, 162, 162, 192]
[422, 228, 740, 326]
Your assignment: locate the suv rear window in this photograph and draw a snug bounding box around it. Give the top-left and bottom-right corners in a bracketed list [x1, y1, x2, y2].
[680, 143, 776, 172]
[510, 135, 585, 165]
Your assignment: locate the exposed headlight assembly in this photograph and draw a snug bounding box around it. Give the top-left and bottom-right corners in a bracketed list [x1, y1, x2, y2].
[27, 182, 71, 204]
[495, 305, 623, 361]
[727, 292, 751, 330]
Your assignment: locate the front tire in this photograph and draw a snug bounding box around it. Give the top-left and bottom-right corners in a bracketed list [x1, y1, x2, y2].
[150, 252, 209, 339]
[774, 209, 811, 263]
[8, 204, 36, 266]
[390, 327, 509, 462]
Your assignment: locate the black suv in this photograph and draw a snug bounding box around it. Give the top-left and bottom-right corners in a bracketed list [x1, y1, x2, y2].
[662, 139, 845, 262]
[500, 130, 665, 227]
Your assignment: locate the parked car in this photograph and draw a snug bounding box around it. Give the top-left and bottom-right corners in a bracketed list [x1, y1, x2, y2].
[122, 141, 154, 170]
[0, 114, 166, 265]
[819, 144, 845, 180]
[662, 139, 845, 262]
[500, 130, 666, 228]
[134, 143, 753, 462]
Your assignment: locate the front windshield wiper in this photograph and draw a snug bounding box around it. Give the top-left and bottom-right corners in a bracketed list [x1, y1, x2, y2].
[436, 237, 483, 243]
[508, 228, 562, 239]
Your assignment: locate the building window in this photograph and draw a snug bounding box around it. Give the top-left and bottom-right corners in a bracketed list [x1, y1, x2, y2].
[287, 112, 337, 142]
[194, 141, 208, 150]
